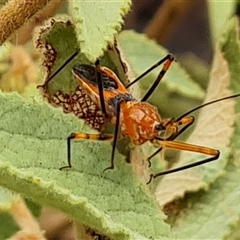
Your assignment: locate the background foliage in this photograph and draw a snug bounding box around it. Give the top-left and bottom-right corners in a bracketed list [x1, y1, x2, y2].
[0, 1, 239, 240]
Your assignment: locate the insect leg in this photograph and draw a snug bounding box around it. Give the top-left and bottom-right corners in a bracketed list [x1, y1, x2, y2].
[141, 55, 174, 101]
[147, 116, 195, 167]
[60, 133, 113, 170]
[95, 59, 108, 118]
[103, 103, 121, 171]
[146, 139, 220, 184]
[126, 54, 174, 88]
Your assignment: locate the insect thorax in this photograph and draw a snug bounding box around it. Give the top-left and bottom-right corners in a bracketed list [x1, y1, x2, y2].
[120, 101, 163, 145]
[109, 93, 135, 113]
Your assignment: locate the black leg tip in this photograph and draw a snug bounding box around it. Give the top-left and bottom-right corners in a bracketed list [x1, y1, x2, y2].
[59, 165, 72, 171]
[95, 59, 100, 65]
[36, 84, 44, 89]
[68, 133, 76, 139]
[147, 158, 152, 168]
[146, 174, 154, 185]
[103, 165, 114, 172]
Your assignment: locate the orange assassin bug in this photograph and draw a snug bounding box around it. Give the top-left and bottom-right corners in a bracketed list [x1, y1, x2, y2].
[44, 48, 240, 184]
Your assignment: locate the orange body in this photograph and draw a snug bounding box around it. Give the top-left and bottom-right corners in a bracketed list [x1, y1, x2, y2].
[53, 53, 226, 183]
[120, 101, 163, 144]
[72, 64, 166, 145]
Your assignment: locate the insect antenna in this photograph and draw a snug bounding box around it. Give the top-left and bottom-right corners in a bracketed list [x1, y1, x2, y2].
[146, 92, 240, 184]
[175, 93, 240, 122]
[148, 93, 240, 165]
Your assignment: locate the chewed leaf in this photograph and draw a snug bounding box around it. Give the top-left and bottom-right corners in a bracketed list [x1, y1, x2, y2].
[69, 0, 131, 62]
[0, 92, 170, 240]
[35, 18, 88, 94]
[156, 44, 236, 206]
[35, 18, 104, 131]
[35, 18, 132, 131]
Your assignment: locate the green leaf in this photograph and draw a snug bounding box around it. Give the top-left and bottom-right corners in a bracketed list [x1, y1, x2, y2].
[155, 17, 240, 239]
[68, 0, 131, 62]
[0, 188, 20, 239]
[0, 188, 42, 238]
[207, 0, 236, 45]
[0, 42, 12, 79]
[0, 212, 19, 239]
[118, 30, 205, 117]
[0, 92, 170, 239]
[171, 161, 240, 239]
[35, 17, 130, 91]
[35, 18, 131, 132]
[156, 44, 235, 206]
[0, 187, 17, 211]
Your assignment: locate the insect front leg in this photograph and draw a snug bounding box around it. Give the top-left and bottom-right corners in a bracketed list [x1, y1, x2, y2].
[147, 116, 195, 167]
[146, 139, 219, 184]
[141, 55, 175, 102]
[126, 54, 175, 92]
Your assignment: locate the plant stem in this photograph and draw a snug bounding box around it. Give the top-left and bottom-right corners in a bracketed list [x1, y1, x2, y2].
[0, 0, 53, 45]
[144, 0, 194, 44]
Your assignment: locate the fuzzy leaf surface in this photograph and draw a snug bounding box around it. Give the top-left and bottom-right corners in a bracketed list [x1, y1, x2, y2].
[68, 0, 131, 61]
[157, 18, 240, 239]
[0, 92, 170, 240]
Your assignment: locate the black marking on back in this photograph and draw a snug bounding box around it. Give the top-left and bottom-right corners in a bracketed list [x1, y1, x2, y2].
[73, 64, 118, 91]
[109, 93, 135, 114]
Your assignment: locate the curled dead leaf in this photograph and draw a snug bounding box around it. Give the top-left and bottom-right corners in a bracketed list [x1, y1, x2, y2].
[155, 44, 236, 207]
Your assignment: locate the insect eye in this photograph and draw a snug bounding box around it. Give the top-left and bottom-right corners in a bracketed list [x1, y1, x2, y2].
[155, 123, 165, 131]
